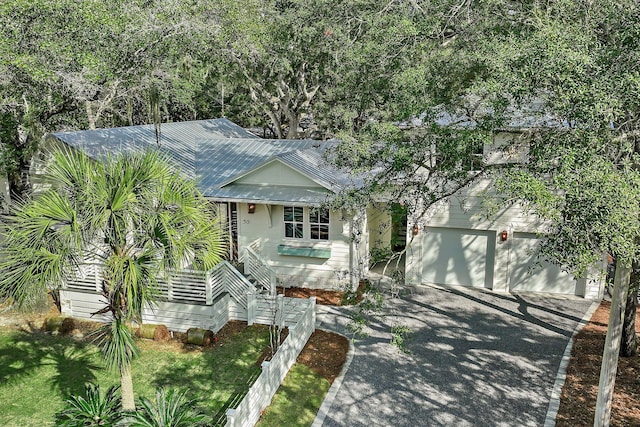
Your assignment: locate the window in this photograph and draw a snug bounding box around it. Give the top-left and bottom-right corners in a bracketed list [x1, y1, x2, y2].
[284, 206, 303, 238]
[309, 208, 329, 240]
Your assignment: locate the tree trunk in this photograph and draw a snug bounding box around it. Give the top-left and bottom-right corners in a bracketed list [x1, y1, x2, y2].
[286, 112, 300, 138]
[120, 363, 135, 411]
[620, 262, 638, 357]
[85, 100, 97, 130]
[8, 159, 31, 201]
[594, 260, 631, 426]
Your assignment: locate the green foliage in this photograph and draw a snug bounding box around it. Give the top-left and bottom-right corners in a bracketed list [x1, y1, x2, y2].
[369, 247, 393, 266]
[0, 148, 224, 409]
[390, 325, 412, 354]
[90, 320, 139, 377]
[0, 325, 269, 426]
[55, 383, 124, 427]
[346, 282, 384, 339]
[127, 388, 209, 427]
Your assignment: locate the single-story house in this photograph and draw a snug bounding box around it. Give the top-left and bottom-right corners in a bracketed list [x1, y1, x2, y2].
[46, 118, 392, 290]
[45, 118, 604, 299]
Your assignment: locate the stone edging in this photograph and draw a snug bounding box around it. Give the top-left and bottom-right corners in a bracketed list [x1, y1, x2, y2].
[544, 301, 600, 426]
[311, 328, 355, 427]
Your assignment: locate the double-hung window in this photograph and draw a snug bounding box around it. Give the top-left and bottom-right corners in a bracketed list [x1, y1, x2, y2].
[284, 206, 304, 239]
[283, 206, 330, 240]
[309, 208, 329, 240]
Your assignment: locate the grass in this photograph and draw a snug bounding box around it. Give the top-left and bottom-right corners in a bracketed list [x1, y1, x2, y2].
[255, 363, 330, 427]
[0, 324, 269, 427]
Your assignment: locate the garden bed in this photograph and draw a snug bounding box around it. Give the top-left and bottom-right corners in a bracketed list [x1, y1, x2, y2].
[556, 301, 640, 426]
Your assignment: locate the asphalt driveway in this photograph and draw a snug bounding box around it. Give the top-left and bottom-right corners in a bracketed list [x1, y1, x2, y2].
[313, 285, 595, 427]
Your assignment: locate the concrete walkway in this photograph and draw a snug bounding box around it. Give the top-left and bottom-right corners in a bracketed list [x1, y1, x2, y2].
[314, 285, 595, 427]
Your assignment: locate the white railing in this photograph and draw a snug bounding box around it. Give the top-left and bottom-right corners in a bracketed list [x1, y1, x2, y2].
[243, 246, 277, 295]
[225, 297, 316, 427]
[65, 261, 254, 309]
[222, 261, 254, 308]
[66, 263, 101, 292]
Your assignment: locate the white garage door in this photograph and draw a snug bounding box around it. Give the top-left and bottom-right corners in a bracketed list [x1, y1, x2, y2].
[421, 228, 495, 288]
[508, 233, 576, 294]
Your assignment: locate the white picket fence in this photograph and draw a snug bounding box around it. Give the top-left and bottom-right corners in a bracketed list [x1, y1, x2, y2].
[60, 260, 317, 427]
[225, 297, 316, 427]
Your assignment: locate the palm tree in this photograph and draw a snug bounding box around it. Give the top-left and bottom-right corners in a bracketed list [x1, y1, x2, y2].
[0, 148, 225, 410]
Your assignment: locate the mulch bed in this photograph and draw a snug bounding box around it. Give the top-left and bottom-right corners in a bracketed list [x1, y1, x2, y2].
[556, 301, 640, 426]
[281, 281, 366, 306]
[297, 329, 349, 384]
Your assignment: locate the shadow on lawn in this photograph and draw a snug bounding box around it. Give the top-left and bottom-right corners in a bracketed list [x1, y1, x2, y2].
[149, 327, 267, 426]
[0, 330, 101, 398]
[151, 355, 261, 425]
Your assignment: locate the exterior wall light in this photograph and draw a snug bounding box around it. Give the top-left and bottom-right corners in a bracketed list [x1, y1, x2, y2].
[500, 230, 508, 241]
[248, 203, 256, 214]
[413, 224, 420, 235]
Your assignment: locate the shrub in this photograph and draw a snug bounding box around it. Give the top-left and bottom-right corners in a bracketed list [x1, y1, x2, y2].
[127, 388, 209, 427]
[55, 383, 123, 426]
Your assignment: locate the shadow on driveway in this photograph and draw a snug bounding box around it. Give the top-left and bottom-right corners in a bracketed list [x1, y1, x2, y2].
[316, 285, 594, 427]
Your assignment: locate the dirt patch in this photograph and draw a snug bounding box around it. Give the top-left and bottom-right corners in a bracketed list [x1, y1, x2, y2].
[556, 301, 640, 426]
[297, 329, 349, 384]
[281, 281, 366, 306]
[282, 287, 344, 306]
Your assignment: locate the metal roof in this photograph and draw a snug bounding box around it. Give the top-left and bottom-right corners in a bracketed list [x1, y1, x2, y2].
[195, 138, 323, 193]
[208, 184, 334, 206]
[274, 146, 363, 191]
[51, 119, 357, 203]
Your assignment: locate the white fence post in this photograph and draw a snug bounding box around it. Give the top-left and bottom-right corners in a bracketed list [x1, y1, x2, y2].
[205, 270, 213, 305]
[225, 408, 237, 427]
[261, 361, 272, 405]
[310, 296, 317, 327]
[247, 289, 256, 326]
[94, 264, 101, 293]
[270, 269, 277, 296]
[276, 294, 284, 329]
[167, 276, 173, 301]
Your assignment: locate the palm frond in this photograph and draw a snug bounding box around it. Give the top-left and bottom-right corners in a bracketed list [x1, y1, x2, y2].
[127, 388, 208, 427]
[55, 383, 124, 426]
[90, 319, 139, 375]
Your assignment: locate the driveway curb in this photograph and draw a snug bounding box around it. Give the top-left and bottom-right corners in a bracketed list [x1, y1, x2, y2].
[543, 301, 600, 426]
[311, 329, 355, 427]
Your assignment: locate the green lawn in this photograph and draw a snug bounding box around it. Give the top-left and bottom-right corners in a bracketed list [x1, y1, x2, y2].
[0, 325, 269, 427]
[256, 363, 330, 427]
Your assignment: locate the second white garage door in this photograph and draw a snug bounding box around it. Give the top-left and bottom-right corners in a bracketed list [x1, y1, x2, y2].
[421, 227, 496, 288]
[508, 232, 577, 294]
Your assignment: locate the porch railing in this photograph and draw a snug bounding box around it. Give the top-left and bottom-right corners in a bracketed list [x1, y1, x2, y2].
[65, 261, 255, 309]
[243, 246, 277, 295]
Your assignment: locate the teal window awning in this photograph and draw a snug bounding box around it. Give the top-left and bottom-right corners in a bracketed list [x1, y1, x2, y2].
[277, 244, 331, 259]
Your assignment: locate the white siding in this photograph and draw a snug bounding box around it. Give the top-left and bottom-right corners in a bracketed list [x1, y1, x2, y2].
[238, 203, 352, 289]
[407, 175, 603, 298]
[235, 160, 323, 187]
[60, 289, 232, 333]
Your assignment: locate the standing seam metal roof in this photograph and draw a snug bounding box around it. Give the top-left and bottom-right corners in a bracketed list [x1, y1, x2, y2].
[51, 118, 356, 203]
